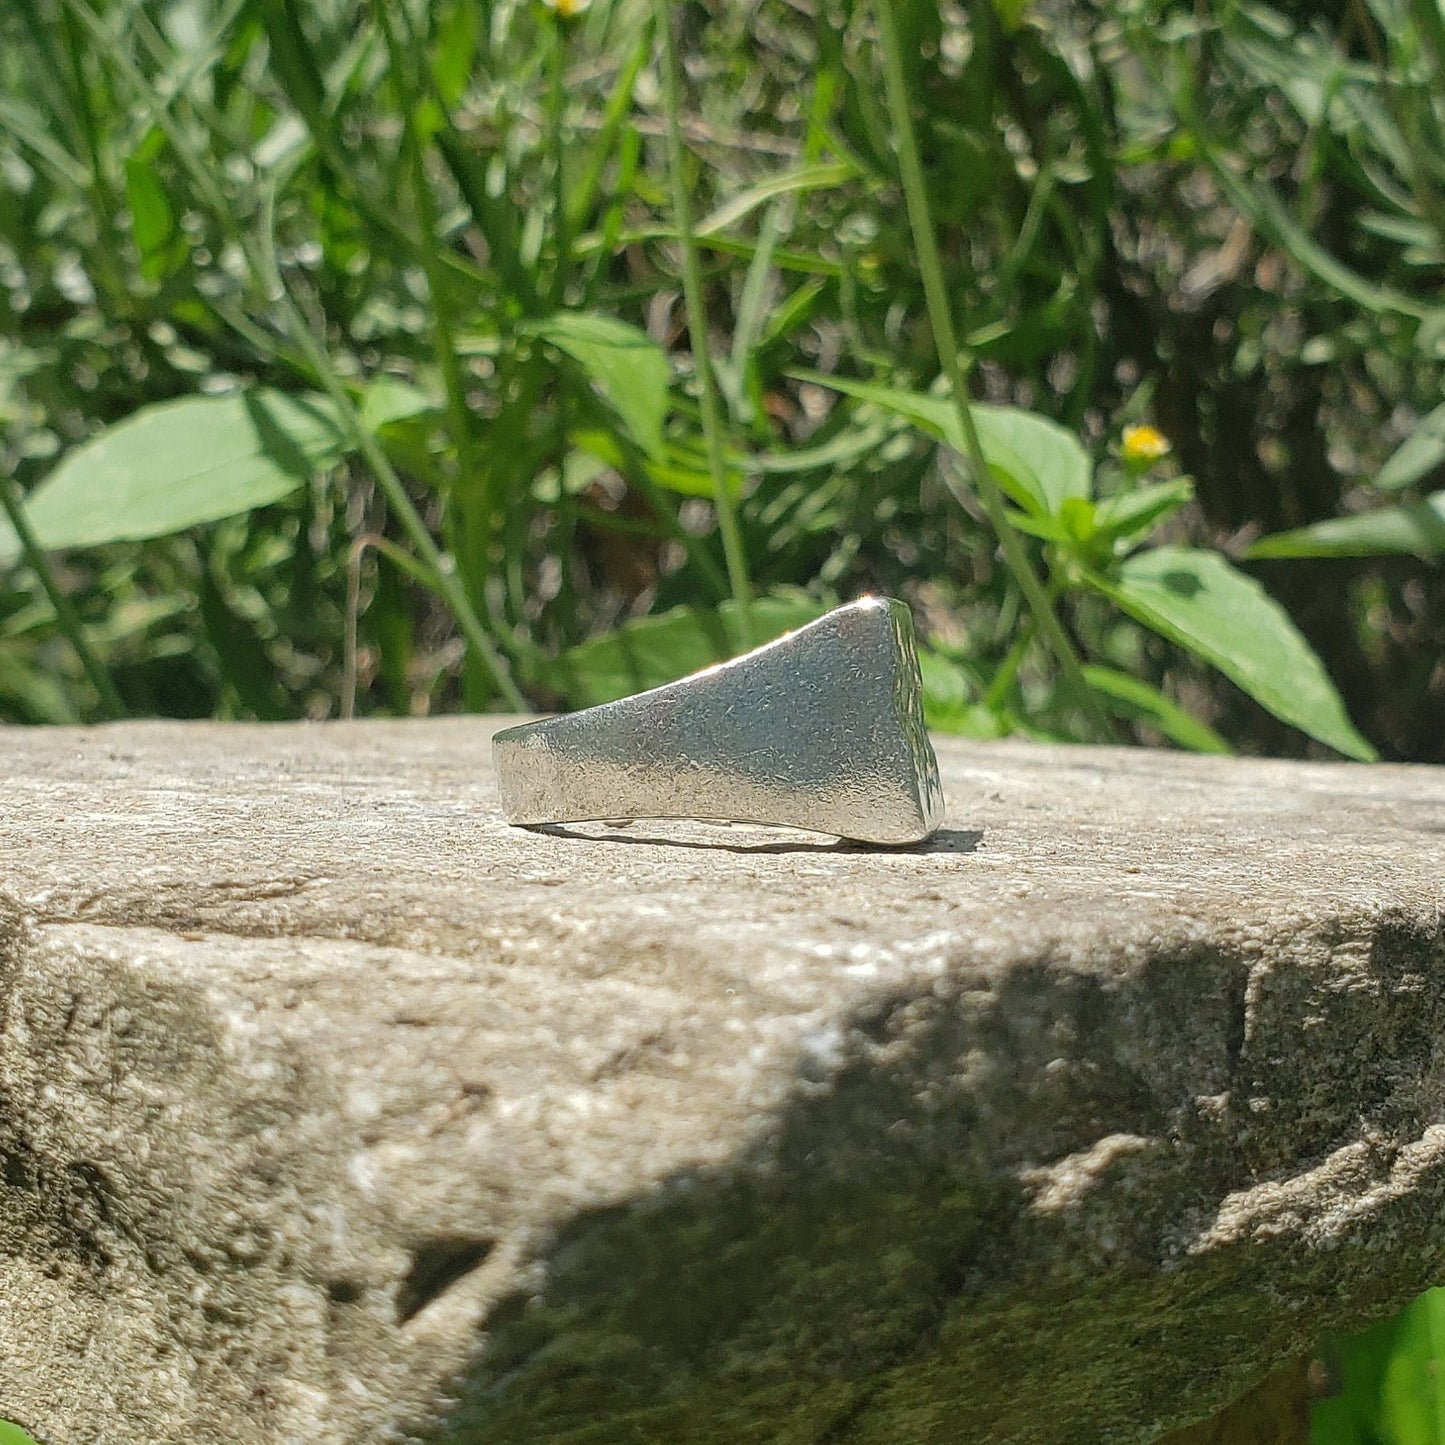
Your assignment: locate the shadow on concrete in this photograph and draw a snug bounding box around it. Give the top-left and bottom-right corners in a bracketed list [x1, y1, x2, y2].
[523, 824, 984, 857]
[436, 913, 1445, 1445]
[911, 828, 984, 855]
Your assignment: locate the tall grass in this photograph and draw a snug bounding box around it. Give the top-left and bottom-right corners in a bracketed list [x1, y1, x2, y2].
[0, 0, 1413, 757]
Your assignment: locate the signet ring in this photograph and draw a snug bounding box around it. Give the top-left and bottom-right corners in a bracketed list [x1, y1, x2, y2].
[492, 597, 944, 845]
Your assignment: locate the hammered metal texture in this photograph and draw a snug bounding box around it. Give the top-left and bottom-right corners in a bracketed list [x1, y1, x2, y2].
[493, 597, 944, 844]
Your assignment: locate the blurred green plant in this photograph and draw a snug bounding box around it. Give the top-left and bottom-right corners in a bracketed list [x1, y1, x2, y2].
[0, 1421, 39, 1445]
[799, 370, 1371, 756]
[1153, 0, 1445, 592]
[0, 0, 1382, 764]
[1314, 1287, 1445, 1444]
[1103, 0, 1445, 756]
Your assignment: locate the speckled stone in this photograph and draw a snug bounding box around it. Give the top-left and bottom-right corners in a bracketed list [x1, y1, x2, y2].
[1, 718, 1443, 1444]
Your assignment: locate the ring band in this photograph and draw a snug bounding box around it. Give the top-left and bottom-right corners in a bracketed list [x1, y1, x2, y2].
[492, 597, 943, 845]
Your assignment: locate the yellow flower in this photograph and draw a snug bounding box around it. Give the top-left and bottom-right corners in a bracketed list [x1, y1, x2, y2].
[1121, 423, 1171, 463]
[542, 0, 591, 16]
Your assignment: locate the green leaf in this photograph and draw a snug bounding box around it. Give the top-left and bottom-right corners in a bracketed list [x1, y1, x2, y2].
[0, 95, 90, 187]
[534, 592, 831, 708]
[793, 372, 1091, 515]
[1094, 479, 1195, 545]
[124, 133, 177, 278]
[530, 312, 672, 460]
[1000, 512, 1078, 544]
[1247, 493, 1445, 559]
[973, 406, 1093, 514]
[644, 458, 744, 500]
[924, 699, 1011, 738]
[1378, 1289, 1445, 1444]
[1080, 664, 1231, 754]
[0, 391, 347, 566]
[918, 647, 972, 714]
[0, 644, 80, 723]
[918, 648, 1010, 738]
[992, 0, 1031, 32]
[0, 1421, 42, 1445]
[197, 563, 290, 721]
[1313, 1288, 1445, 1445]
[368, 546, 415, 714]
[1376, 402, 1445, 491]
[358, 376, 437, 433]
[430, 0, 479, 107]
[1189, 121, 1428, 322]
[1090, 547, 1375, 760]
[696, 162, 856, 238]
[358, 378, 444, 490]
[742, 418, 891, 475]
[1059, 496, 1097, 544]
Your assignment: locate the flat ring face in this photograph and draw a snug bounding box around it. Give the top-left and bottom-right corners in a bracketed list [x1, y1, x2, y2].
[493, 598, 944, 846]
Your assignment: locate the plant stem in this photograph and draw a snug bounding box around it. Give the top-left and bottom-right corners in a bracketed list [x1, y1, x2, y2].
[375, 3, 478, 492]
[547, 14, 570, 309]
[258, 185, 526, 710]
[375, 1, 516, 688]
[57, 0, 231, 222]
[568, 21, 650, 237]
[983, 617, 1036, 713]
[53, 3, 525, 713]
[655, 0, 754, 640]
[543, 11, 576, 642]
[872, 1, 1113, 739]
[0, 476, 125, 720]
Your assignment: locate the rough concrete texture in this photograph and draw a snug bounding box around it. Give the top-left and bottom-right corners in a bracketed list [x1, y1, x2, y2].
[2, 719, 1444, 1445]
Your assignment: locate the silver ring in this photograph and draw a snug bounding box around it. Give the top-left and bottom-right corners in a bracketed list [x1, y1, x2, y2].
[493, 597, 944, 845]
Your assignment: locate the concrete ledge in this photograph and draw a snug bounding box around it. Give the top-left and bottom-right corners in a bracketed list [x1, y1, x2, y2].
[2, 719, 1444, 1443]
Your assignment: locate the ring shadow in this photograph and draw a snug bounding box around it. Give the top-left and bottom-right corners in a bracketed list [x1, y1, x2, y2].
[524, 823, 984, 857]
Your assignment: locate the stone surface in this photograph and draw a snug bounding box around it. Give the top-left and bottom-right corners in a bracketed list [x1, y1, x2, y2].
[1, 718, 1444, 1445]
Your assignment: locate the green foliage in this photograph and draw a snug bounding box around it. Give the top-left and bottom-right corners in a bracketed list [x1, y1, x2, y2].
[1377, 406, 1445, 494]
[1314, 1288, 1445, 1445]
[0, 1421, 40, 1445]
[792, 372, 1093, 517]
[1079, 665, 1231, 754]
[1098, 547, 1376, 760]
[535, 591, 829, 708]
[1093, 482, 1197, 549]
[0, 0, 1431, 756]
[527, 312, 672, 462]
[1250, 496, 1445, 560]
[0, 391, 347, 562]
[807, 375, 1369, 757]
